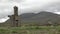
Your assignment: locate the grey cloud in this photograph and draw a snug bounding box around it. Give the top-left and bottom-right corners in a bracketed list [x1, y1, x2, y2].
[7, 0, 24, 3]
[42, 2, 60, 12]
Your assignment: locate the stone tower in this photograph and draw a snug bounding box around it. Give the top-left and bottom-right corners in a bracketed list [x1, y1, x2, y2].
[13, 6, 18, 27]
[8, 6, 19, 27]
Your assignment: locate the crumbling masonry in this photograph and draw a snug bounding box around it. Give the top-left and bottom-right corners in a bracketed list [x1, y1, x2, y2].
[8, 6, 19, 27]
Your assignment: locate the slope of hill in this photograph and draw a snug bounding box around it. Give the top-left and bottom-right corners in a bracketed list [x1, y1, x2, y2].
[20, 11, 60, 26]
[20, 13, 36, 19]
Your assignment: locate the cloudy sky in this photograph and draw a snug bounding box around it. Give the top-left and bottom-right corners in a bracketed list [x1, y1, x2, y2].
[0, 0, 60, 23]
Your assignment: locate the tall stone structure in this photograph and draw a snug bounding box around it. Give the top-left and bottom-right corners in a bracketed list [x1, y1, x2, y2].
[13, 6, 19, 27]
[8, 6, 19, 27]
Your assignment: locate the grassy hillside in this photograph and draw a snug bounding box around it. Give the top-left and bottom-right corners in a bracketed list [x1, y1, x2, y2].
[0, 26, 60, 34]
[20, 12, 60, 26]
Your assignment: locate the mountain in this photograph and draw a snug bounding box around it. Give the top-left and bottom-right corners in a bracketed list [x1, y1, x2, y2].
[20, 11, 60, 26]
[20, 13, 36, 19]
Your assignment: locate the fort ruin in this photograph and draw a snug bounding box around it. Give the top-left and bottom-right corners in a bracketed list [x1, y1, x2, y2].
[8, 6, 19, 27]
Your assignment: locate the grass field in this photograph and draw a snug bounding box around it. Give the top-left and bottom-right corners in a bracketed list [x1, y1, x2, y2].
[0, 26, 60, 34]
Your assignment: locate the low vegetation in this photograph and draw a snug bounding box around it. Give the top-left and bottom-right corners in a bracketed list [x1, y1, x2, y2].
[0, 26, 60, 34]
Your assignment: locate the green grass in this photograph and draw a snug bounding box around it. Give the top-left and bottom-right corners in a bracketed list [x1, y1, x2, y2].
[0, 26, 60, 34]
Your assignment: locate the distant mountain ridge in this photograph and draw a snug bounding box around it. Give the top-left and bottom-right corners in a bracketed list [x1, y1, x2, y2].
[20, 11, 60, 20]
[20, 11, 60, 25]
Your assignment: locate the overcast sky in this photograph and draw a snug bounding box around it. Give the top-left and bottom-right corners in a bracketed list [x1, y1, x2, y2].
[0, 0, 60, 23]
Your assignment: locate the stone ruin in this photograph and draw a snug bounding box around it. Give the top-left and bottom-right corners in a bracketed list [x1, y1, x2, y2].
[0, 6, 20, 27]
